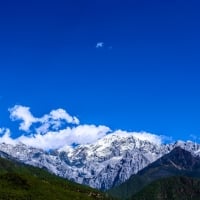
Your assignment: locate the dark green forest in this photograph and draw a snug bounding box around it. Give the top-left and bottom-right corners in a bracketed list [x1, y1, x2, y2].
[0, 156, 111, 200]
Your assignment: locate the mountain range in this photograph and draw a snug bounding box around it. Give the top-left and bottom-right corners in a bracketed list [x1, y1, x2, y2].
[0, 133, 200, 192]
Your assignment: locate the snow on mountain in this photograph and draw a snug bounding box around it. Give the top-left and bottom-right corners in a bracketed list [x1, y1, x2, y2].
[0, 134, 199, 190]
[172, 140, 200, 156]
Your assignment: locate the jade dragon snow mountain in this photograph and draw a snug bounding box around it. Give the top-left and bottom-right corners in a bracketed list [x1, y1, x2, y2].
[0, 133, 199, 190]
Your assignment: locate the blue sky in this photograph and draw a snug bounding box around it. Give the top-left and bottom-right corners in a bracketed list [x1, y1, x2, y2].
[0, 0, 200, 145]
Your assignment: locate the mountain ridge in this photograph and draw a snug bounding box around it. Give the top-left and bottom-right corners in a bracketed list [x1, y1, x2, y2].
[108, 146, 200, 199]
[0, 134, 200, 190]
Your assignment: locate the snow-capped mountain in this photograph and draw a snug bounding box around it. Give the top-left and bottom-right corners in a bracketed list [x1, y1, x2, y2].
[0, 134, 199, 190]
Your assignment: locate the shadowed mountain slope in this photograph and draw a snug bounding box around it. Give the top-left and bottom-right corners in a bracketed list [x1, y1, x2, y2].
[109, 147, 200, 199]
[132, 176, 200, 200]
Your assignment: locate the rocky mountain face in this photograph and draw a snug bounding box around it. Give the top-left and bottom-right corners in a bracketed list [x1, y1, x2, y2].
[0, 134, 199, 190]
[108, 146, 200, 199]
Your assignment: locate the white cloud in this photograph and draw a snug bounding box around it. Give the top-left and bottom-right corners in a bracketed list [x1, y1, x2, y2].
[9, 105, 79, 133]
[9, 105, 38, 132]
[96, 42, 104, 48]
[16, 125, 110, 150]
[69, 125, 110, 145]
[0, 128, 16, 145]
[0, 127, 164, 150]
[112, 130, 163, 146]
[1, 105, 166, 150]
[40, 109, 79, 124]
[131, 131, 163, 145]
[40, 108, 79, 128]
[36, 123, 51, 135]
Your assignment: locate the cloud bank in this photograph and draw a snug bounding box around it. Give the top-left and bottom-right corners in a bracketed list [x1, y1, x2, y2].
[0, 105, 165, 150]
[16, 125, 110, 150]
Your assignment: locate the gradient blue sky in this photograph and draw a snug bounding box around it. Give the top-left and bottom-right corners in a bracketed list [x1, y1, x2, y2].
[0, 0, 200, 141]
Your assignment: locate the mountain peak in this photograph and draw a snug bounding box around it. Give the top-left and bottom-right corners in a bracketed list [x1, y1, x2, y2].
[0, 137, 200, 190]
[158, 146, 200, 170]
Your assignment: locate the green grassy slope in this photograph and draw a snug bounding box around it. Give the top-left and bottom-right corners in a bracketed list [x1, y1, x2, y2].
[131, 176, 200, 200]
[0, 155, 112, 200]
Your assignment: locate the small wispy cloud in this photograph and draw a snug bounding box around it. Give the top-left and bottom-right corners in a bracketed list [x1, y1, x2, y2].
[96, 42, 104, 48]
[189, 134, 200, 142]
